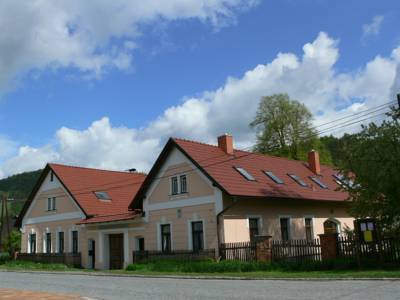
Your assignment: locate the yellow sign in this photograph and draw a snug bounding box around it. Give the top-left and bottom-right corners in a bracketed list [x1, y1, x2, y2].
[363, 230, 373, 242]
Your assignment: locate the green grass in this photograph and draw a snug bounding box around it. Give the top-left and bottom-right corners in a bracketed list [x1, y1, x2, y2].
[0, 260, 76, 271]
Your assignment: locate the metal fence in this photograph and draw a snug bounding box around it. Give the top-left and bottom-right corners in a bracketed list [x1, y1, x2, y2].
[132, 249, 216, 263]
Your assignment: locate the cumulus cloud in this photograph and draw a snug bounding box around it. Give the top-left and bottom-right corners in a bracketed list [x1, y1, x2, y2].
[0, 0, 258, 92]
[1, 32, 399, 178]
[362, 15, 384, 38]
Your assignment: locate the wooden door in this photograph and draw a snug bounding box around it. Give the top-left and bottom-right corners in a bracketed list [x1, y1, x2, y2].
[109, 234, 123, 269]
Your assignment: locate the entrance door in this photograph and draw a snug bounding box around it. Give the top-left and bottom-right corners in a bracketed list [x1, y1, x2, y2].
[109, 234, 124, 269]
[88, 239, 95, 269]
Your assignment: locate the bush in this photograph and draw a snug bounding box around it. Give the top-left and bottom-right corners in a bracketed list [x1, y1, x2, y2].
[2, 260, 70, 270]
[0, 253, 10, 265]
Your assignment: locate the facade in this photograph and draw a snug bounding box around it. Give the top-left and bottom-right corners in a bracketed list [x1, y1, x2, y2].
[18, 135, 354, 269]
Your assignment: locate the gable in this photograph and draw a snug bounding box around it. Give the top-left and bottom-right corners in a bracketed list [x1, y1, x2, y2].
[22, 170, 85, 227]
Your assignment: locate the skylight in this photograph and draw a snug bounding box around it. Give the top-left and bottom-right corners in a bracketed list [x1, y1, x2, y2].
[288, 174, 308, 187]
[333, 174, 355, 187]
[264, 171, 284, 184]
[309, 176, 328, 189]
[94, 191, 111, 200]
[234, 167, 256, 181]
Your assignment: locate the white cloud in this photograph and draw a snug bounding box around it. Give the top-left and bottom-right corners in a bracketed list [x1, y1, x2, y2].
[1, 32, 399, 178]
[0, 0, 258, 93]
[362, 15, 384, 38]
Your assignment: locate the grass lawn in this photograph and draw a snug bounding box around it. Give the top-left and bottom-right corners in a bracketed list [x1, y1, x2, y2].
[1, 260, 400, 279]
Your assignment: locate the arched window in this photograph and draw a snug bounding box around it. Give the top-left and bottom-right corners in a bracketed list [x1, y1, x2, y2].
[323, 219, 340, 234]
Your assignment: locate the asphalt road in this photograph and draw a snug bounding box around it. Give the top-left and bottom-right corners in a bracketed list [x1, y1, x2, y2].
[0, 271, 399, 300]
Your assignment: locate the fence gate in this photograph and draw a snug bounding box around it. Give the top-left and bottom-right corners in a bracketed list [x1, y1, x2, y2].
[219, 242, 256, 262]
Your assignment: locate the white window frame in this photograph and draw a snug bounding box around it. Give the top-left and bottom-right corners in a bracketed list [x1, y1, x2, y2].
[28, 229, 36, 254]
[303, 215, 315, 240]
[43, 228, 51, 253]
[169, 173, 188, 196]
[157, 222, 173, 252]
[187, 219, 206, 251]
[278, 215, 292, 240]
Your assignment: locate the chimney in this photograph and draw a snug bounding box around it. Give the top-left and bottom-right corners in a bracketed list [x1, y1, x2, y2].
[218, 134, 234, 155]
[308, 150, 321, 175]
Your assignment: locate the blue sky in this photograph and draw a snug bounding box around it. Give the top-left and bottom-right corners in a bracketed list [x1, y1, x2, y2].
[0, 0, 399, 177]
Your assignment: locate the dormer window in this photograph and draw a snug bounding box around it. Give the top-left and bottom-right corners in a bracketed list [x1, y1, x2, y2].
[288, 174, 308, 187]
[94, 191, 111, 200]
[234, 167, 256, 181]
[171, 174, 187, 195]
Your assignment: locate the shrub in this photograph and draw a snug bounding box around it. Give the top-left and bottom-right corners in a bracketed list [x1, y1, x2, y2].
[0, 253, 10, 265]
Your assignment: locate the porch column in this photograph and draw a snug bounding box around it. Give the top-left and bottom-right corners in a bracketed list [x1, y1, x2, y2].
[123, 229, 129, 268]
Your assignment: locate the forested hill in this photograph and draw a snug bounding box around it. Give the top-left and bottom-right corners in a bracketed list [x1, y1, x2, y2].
[0, 169, 42, 200]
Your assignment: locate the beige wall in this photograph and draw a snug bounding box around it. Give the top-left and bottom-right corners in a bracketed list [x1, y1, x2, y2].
[27, 187, 80, 218]
[221, 197, 354, 243]
[144, 203, 217, 251]
[147, 162, 214, 204]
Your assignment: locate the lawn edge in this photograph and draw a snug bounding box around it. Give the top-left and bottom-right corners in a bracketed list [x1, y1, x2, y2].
[1, 269, 400, 281]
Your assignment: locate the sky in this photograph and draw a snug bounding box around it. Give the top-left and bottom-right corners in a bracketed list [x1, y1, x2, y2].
[0, 0, 399, 178]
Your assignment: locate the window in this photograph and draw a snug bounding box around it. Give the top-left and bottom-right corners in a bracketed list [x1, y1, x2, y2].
[161, 224, 171, 252]
[170, 175, 188, 195]
[309, 177, 328, 189]
[50, 171, 54, 182]
[333, 174, 355, 187]
[47, 197, 56, 211]
[137, 237, 145, 251]
[180, 175, 187, 193]
[288, 174, 308, 187]
[234, 167, 256, 181]
[264, 171, 284, 184]
[171, 176, 179, 195]
[280, 218, 290, 241]
[94, 191, 111, 200]
[46, 232, 52, 253]
[249, 218, 260, 241]
[191, 221, 204, 252]
[29, 233, 36, 254]
[72, 231, 79, 254]
[305, 218, 313, 241]
[58, 232, 64, 253]
[323, 220, 339, 234]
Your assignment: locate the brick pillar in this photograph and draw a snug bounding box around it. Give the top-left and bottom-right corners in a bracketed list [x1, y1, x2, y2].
[255, 236, 272, 263]
[318, 233, 338, 261]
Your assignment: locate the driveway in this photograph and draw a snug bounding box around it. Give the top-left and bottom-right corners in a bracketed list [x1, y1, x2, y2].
[0, 271, 399, 300]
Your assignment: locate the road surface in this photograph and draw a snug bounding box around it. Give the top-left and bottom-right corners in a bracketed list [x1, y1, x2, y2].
[0, 271, 398, 300]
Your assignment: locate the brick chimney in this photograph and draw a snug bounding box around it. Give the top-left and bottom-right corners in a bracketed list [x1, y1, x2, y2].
[308, 150, 321, 175]
[218, 134, 234, 155]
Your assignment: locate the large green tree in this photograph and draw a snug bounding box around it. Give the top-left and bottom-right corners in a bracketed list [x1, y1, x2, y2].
[250, 93, 332, 163]
[339, 107, 400, 233]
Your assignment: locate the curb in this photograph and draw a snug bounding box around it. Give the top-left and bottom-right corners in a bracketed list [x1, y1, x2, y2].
[1, 269, 400, 281]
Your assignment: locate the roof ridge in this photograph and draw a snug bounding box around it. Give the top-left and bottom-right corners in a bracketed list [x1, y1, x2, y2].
[49, 163, 146, 176]
[173, 137, 336, 170]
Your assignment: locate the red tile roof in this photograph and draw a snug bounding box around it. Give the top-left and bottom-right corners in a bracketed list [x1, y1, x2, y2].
[49, 163, 146, 216]
[77, 212, 139, 225]
[171, 138, 348, 202]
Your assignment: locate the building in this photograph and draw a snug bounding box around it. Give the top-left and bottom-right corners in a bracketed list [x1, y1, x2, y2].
[18, 135, 354, 269]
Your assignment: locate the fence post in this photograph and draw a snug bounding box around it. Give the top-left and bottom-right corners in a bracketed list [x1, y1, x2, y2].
[318, 233, 339, 261]
[255, 236, 272, 263]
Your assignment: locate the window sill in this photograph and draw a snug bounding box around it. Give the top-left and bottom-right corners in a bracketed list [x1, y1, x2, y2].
[169, 193, 189, 200]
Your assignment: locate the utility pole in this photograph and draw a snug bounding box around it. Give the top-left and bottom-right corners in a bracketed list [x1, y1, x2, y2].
[0, 194, 4, 249]
[0, 193, 10, 251]
[397, 94, 400, 108]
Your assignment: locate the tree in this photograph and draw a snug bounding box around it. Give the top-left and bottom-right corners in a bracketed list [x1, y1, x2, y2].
[4, 230, 21, 256]
[250, 93, 332, 163]
[339, 107, 400, 233]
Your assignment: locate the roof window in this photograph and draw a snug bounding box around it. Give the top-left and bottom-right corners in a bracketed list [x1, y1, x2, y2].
[264, 171, 284, 184]
[94, 191, 111, 200]
[288, 174, 308, 187]
[234, 167, 256, 181]
[333, 174, 355, 187]
[309, 176, 328, 189]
